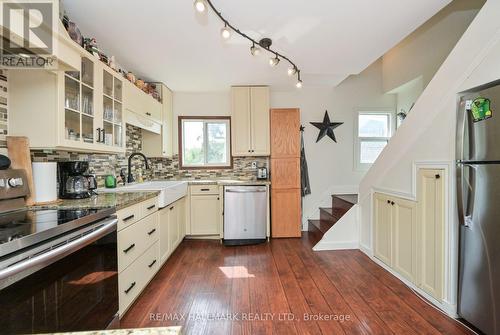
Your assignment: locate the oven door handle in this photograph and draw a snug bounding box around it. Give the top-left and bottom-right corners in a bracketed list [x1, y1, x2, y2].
[0, 218, 117, 281]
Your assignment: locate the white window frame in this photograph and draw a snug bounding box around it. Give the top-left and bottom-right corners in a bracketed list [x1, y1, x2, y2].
[354, 110, 395, 171]
[180, 117, 231, 169]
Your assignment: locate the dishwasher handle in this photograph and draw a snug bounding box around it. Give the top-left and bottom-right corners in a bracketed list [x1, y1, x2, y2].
[225, 189, 267, 193]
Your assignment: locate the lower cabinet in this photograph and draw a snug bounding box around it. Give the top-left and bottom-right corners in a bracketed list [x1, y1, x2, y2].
[116, 197, 160, 316]
[417, 169, 445, 300]
[374, 193, 417, 282]
[159, 197, 186, 264]
[117, 196, 187, 317]
[373, 168, 445, 302]
[189, 187, 221, 235]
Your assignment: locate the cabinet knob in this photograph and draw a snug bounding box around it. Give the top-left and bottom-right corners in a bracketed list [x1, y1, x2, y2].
[435, 174, 440, 179]
[391, 201, 395, 206]
[387, 200, 390, 204]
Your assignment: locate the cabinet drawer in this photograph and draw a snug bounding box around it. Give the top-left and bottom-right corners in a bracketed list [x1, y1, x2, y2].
[118, 213, 158, 272]
[117, 203, 141, 231]
[190, 184, 219, 195]
[142, 197, 158, 217]
[119, 241, 159, 316]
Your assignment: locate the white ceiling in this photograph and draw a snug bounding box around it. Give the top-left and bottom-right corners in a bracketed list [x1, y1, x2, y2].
[62, 0, 450, 92]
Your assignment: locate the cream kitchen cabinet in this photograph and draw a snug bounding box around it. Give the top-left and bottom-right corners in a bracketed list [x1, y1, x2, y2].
[142, 84, 174, 157]
[188, 185, 221, 236]
[231, 86, 270, 156]
[116, 197, 160, 316]
[123, 79, 162, 124]
[417, 169, 445, 300]
[159, 197, 187, 264]
[373, 193, 417, 283]
[10, 53, 126, 153]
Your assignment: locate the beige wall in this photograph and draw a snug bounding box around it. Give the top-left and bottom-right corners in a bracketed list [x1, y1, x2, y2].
[382, 0, 484, 93]
[172, 59, 396, 227]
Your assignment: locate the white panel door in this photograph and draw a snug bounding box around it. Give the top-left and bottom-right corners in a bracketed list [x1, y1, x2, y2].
[417, 169, 445, 300]
[190, 195, 220, 235]
[231, 87, 251, 156]
[250, 87, 270, 156]
[392, 197, 417, 283]
[374, 193, 392, 266]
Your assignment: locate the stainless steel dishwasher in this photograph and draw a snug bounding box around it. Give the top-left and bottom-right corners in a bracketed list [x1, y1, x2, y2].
[223, 185, 268, 245]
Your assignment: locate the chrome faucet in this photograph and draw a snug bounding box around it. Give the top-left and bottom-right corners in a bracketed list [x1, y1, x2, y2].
[127, 152, 150, 183]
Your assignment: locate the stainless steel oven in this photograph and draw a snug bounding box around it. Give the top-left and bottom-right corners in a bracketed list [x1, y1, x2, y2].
[0, 214, 118, 334]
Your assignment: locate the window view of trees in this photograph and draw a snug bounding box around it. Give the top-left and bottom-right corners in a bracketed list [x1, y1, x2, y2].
[181, 118, 230, 167]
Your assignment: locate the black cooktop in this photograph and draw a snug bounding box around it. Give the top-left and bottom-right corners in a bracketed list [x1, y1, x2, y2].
[0, 207, 115, 258]
[0, 209, 99, 245]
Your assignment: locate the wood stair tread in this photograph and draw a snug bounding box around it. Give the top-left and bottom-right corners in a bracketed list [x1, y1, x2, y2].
[309, 219, 335, 234]
[332, 194, 358, 205]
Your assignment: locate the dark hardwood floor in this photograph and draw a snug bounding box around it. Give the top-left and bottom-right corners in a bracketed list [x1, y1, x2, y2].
[118, 231, 472, 335]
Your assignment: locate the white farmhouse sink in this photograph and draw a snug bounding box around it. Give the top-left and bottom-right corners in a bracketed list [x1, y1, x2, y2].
[98, 181, 187, 208]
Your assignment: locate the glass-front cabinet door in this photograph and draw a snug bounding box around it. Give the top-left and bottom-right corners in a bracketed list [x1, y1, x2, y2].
[64, 57, 95, 144]
[102, 69, 123, 148]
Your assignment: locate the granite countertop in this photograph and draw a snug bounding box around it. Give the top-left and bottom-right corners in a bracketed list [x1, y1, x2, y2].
[31, 191, 160, 211]
[185, 179, 271, 186]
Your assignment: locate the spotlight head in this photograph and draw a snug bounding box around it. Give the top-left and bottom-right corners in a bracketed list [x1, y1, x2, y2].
[250, 44, 261, 56]
[221, 24, 231, 39]
[194, 0, 206, 12]
[296, 80, 303, 89]
[287, 66, 297, 76]
[269, 55, 280, 67]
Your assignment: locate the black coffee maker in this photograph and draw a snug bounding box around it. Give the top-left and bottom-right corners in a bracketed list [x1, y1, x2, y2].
[58, 161, 97, 199]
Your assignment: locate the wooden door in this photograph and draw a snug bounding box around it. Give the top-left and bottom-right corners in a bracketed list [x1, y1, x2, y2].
[190, 195, 220, 235]
[417, 169, 445, 300]
[271, 108, 301, 238]
[392, 197, 417, 283]
[271, 188, 302, 237]
[373, 193, 392, 266]
[231, 87, 251, 156]
[250, 87, 270, 155]
[270, 108, 300, 158]
[271, 158, 300, 189]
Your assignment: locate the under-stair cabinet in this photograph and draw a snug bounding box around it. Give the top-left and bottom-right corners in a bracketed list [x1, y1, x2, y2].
[373, 168, 445, 302]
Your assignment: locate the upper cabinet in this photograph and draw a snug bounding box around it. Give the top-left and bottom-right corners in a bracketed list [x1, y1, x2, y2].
[10, 54, 126, 153]
[231, 86, 270, 156]
[142, 84, 173, 157]
[123, 80, 162, 125]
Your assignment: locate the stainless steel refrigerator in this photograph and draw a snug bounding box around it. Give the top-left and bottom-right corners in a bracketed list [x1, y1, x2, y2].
[457, 83, 500, 334]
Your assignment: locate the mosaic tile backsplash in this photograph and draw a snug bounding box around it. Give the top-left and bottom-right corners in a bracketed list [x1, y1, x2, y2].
[31, 125, 269, 188]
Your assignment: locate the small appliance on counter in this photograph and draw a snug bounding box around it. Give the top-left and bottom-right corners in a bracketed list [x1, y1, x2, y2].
[257, 167, 268, 180]
[58, 161, 97, 199]
[31, 162, 57, 204]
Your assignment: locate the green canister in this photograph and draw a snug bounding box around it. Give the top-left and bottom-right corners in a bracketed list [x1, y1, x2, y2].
[105, 175, 117, 188]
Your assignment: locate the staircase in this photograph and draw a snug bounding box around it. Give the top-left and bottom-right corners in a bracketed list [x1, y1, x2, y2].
[308, 194, 358, 237]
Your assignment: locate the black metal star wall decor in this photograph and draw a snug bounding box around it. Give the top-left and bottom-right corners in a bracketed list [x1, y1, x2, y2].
[310, 110, 343, 143]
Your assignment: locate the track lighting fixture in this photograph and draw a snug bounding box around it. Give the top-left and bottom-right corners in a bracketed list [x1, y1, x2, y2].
[250, 43, 261, 56]
[296, 71, 303, 88]
[220, 23, 231, 39]
[198, 0, 302, 87]
[287, 66, 297, 76]
[193, 0, 206, 13]
[269, 55, 280, 67]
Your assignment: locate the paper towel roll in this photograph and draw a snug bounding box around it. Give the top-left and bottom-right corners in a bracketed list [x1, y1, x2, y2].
[32, 162, 57, 203]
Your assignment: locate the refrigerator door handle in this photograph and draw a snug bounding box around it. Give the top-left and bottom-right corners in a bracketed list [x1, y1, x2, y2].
[457, 163, 475, 228]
